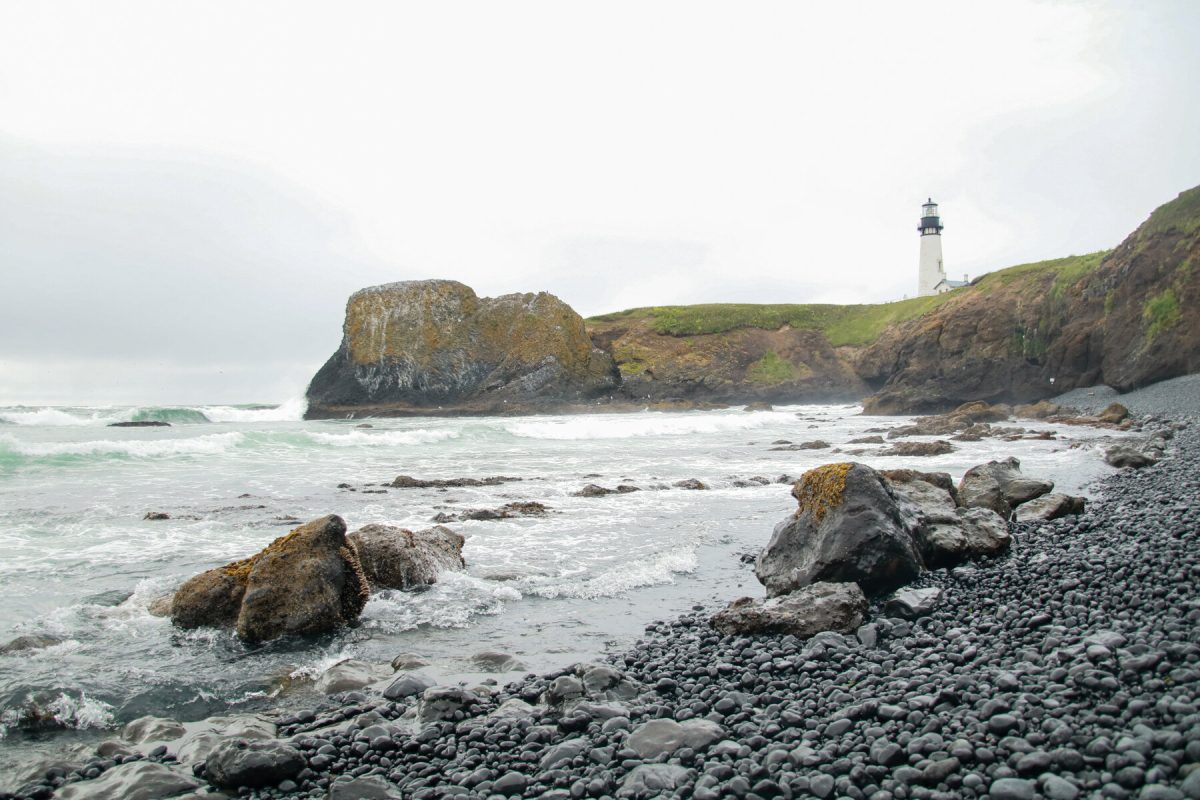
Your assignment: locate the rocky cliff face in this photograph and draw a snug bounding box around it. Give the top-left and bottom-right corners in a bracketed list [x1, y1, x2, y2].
[859, 186, 1200, 412]
[305, 187, 1199, 417]
[589, 185, 1200, 414]
[306, 280, 619, 417]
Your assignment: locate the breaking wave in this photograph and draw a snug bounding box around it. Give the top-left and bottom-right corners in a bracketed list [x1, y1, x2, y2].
[305, 429, 460, 447]
[525, 547, 698, 599]
[505, 411, 783, 440]
[200, 398, 307, 423]
[0, 432, 245, 461]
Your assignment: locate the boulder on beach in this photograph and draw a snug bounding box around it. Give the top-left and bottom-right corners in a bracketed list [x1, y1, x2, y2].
[1105, 443, 1159, 468]
[755, 463, 924, 597]
[1014, 493, 1087, 522]
[170, 515, 370, 643]
[957, 457, 1053, 518]
[885, 471, 1011, 566]
[348, 523, 465, 590]
[710, 581, 868, 637]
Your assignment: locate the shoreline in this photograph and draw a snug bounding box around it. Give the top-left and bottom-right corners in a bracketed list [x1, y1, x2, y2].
[4, 405, 1196, 799]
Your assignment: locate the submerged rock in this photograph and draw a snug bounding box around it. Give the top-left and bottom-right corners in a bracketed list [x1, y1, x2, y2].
[882, 440, 955, 457]
[347, 523, 464, 590]
[53, 760, 198, 800]
[170, 515, 369, 643]
[432, 501, 549, 522]
[390, 474, 522, 489]
[710, 581, 868, 637]
[107, 420, 171, 427]
[0, 634, 62, 654]
[755, 463, 924, 597]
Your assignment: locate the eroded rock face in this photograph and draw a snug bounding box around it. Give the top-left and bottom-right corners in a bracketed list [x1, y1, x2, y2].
[306, 280, 618, 417]
[710, 581, 868, 637]
[348, 524, 464, 590]
[171, 515, 369, 643]
[755, 463, 924, 597]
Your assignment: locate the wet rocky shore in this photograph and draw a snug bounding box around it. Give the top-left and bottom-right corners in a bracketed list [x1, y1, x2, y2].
[4, 402, 1199, 799]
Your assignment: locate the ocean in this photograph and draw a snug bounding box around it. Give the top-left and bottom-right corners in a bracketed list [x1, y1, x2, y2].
[0, 399, 1129, 780]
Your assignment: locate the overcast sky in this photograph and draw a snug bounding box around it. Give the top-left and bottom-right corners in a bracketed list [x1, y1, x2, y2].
[2, 1, 1199, 405]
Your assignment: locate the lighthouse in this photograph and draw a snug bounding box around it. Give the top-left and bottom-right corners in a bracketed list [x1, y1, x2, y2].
[917, 198, 946, 296]
[917, 198, 967, 296]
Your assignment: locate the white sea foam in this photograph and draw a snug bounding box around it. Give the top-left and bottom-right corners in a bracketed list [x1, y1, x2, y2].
[0, 408, 110, 427]
[0, 431, 244, 459]
[306, 428, 460, 447]
[527, 547, 698, 599]
[505, 411, 785, 440]
[201, 397, 307, 422]
[0, 692, 115, 740]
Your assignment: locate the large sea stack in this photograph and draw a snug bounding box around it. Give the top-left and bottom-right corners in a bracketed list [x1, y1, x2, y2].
[305, 280, 619, 418]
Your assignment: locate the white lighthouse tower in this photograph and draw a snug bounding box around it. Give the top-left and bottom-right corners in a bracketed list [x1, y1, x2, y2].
[917, 198, 946, 296]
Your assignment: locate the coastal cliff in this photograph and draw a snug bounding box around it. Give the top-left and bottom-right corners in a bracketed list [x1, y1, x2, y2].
[590, 185, 1200, 413]
[305, 281, 618, 418]
[306, 186, 1199, 417]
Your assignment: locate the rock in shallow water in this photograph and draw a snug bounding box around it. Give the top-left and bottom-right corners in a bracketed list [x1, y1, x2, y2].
[203, 738, 305, 789]
[347, 523, 464, 590]
[170, 515, 369, 643]
[710, 581, 867, 636]
[53, 761, 198, 800]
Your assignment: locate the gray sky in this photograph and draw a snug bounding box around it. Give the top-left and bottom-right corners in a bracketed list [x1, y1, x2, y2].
[2, 0, 1199, 405]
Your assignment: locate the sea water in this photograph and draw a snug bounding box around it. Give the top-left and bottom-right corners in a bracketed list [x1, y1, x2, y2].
[0, 400, 1130, 779]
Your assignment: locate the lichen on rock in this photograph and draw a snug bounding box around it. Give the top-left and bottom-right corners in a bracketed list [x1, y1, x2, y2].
[791, 462, 853, 523]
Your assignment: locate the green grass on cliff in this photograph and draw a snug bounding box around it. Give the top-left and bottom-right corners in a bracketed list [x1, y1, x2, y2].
[1140, 185, 1200, 238]
[587, 249, 1118, 347]
[973, 250, 1109, 295]
[590, 293, 953, 347]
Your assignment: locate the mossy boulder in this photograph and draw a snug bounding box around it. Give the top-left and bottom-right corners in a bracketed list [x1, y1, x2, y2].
[348, 523, 465, 590]
[755, 463, 924, 597]
[306, 280, 618, 417]
[171, 515, 369, 643]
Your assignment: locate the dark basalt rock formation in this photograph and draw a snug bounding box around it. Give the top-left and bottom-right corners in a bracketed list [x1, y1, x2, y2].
[305, 280, 619, 418]
[170, 515, 369, 643]
[755, 463, 924, 597]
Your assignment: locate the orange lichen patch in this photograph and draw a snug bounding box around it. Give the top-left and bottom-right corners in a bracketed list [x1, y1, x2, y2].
[792, 463, 854, 524]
